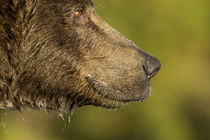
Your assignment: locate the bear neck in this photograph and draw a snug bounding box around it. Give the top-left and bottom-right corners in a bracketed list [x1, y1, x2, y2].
[0, 1, 83, 113]
[0, 0, 36, 109]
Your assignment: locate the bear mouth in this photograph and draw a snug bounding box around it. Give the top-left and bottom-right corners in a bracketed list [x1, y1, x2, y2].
[85, 75, 151, 105]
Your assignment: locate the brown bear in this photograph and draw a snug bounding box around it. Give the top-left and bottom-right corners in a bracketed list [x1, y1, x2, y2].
[0, 0, 160, 114]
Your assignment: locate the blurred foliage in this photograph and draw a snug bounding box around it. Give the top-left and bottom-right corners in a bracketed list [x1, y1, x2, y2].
[0, 0, 210, 140]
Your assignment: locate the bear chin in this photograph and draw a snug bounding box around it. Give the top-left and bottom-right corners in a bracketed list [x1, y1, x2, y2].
[84, 74, 151, 106]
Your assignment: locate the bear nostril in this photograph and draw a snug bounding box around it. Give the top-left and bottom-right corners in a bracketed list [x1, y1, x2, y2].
[143, 55, 161, 78]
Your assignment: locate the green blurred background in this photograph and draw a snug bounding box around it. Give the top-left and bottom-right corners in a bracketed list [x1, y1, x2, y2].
[0, 0, 210, 140]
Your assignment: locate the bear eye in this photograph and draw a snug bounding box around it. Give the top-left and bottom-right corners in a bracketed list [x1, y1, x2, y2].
[74, 8, 83, 17]
[75, 11, 82, 17]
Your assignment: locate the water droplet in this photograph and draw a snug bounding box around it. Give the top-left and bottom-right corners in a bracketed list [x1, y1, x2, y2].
[0, 111, 7, 128]
[68, 116, 71, 123]
[58, 113, 64, 120]
[2, 121, 6, 128]
[139, 100, 143, 103]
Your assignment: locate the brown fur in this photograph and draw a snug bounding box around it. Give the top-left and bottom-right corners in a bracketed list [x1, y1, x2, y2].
[0, 0, 160, 114]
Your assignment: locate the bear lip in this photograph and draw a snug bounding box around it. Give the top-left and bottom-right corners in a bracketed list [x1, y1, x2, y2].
[85, 75, 151, 103]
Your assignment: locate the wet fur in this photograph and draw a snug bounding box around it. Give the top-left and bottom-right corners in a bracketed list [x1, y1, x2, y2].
[0, 0, 127, 113]
[0, 0, 155, 114]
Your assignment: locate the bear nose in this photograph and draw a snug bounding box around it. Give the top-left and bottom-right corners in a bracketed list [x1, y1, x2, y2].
[143, 55, 161, 78]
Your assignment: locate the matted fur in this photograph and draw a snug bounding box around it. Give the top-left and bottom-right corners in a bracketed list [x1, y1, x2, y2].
[0, 0, 160, 114]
